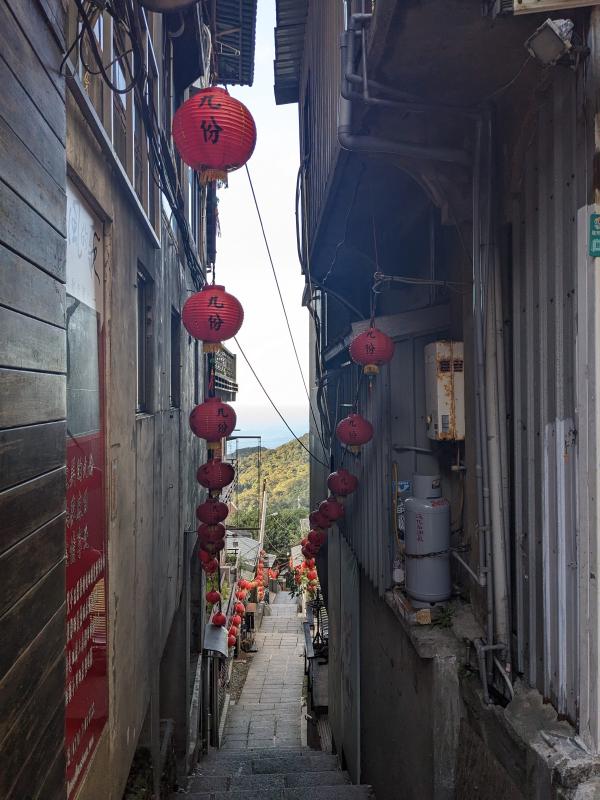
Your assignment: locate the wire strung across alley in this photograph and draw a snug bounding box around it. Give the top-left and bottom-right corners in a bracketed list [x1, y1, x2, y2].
[245, 165, 328, 456]
[234, 336, 329, 469]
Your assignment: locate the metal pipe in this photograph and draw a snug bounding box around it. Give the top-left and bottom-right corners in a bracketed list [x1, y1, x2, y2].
[338, 32, 470, 166]
[452, 550, 485, 587]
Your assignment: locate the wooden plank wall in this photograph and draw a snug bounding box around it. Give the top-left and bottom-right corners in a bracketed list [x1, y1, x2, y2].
[0, 1, 67, 798]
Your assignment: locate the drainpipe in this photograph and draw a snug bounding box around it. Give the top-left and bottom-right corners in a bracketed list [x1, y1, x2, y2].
[338, 30, 470, 166]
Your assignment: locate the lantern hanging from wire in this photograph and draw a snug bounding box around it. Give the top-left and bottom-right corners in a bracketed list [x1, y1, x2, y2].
[349, 326, 395, 375]
[319, 497, 345, 522]
[190, 397, 237, 447]
[336, 413, 374, 453]
[309, 510, 331, 530]
[182, 284, 244, 352]
[206, 589, 221, 604]
[198, 522, 226, 545]
[172, 87, 257, 184]
[197, 498, 229, 524]
[327, 468, 359, 498]
[197, 459, 235, 492]
[212, 611, 227, 627]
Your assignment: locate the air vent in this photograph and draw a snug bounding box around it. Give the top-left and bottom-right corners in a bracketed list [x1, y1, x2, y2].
[453, 359, 464, 372]
[439, 360, 451, 373]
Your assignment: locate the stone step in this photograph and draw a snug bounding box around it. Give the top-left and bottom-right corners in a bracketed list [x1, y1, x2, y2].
[191, 770, 350, 792]
[186, 787, 373, 800]
[193, 753, 339, 777]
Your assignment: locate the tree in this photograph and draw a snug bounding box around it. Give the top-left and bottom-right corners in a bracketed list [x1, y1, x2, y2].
[229, 507, 308, 559]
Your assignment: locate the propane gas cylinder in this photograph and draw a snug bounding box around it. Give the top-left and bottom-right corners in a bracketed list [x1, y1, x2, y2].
[404, 474, 451, 604]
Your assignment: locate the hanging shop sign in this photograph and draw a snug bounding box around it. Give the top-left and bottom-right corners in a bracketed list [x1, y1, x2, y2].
[65, 181, 108, 800]
[589, 213, 600, 257]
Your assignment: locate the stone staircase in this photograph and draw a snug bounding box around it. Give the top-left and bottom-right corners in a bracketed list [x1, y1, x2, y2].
[185, 747, 375, 799]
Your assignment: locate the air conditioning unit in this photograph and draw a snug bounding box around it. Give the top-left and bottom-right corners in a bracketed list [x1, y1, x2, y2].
[424, 341, 465, 441]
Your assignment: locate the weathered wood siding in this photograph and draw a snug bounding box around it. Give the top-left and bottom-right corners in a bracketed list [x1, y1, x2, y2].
[299, 1, 344, 247]
[0, 1, 67, 798]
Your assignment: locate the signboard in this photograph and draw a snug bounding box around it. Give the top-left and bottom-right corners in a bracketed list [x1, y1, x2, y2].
[65, 182, 108, 800]
[589, 213, 600, 257]
[514, 0, 600, 13]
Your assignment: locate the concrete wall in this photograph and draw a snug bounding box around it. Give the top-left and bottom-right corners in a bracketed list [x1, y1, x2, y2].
[67, 58, 204, 800]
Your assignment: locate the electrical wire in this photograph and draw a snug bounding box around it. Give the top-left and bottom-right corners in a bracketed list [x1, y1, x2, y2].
[245, 164, 328, 455]
[233, 336, 329, 469]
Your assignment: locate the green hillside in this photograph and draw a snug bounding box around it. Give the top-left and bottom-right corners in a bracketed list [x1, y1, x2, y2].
[234, 434, 309, 514]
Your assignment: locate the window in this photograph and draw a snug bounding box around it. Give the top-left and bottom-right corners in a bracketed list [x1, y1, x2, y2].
[112, 36, 128, 166]
[136, 269, 152, 412]
[170, 308, 181, 408]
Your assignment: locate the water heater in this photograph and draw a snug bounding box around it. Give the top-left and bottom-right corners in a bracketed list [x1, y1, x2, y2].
[404, 475, 451, 604]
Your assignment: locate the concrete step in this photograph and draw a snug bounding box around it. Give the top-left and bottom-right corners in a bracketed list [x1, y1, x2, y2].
[191, 769, 351, 793]
[186, 788, 373, 800]
[193, 753, 339, 777]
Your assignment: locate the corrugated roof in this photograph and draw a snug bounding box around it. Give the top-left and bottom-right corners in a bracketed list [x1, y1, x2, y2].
[273, 0, 308, 105]
[215, 0, 258, 86]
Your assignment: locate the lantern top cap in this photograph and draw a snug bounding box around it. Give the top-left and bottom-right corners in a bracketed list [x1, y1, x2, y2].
[201, 284, 226, 292]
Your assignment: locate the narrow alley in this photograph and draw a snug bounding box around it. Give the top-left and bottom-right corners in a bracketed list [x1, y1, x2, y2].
[185, 594, 373, 799]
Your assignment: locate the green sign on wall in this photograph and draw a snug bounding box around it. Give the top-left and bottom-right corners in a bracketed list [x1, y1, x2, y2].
[590, 213, 600, 257]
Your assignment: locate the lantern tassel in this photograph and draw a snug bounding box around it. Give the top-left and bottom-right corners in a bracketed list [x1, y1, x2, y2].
[199, 168, 228, 185]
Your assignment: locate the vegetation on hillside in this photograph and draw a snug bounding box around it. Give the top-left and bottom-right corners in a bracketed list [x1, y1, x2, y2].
[228, 435, 310, 558]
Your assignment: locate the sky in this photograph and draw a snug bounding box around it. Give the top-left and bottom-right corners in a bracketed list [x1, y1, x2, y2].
[216, 2, 309, 449]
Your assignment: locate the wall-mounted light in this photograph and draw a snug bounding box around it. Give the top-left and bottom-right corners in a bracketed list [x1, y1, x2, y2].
[525, 18, 587, 68]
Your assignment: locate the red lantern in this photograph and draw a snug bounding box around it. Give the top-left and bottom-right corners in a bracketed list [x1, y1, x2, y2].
[336, 413, 373, 452]
[197, 459, 235, 491]
[206, 589, 221, 604]
[319, 498, 345, 522]
[197, 498, 229, 524]
[227, 634, 237, 648]
[190, 397, 237, 447]
[198, 549, 211, 564]
[236, 589, 247, 600]
[182, 284, 244, 351]
[349, 326, 395, 375]
[203, 558, 219, 574]
[307, 570, 318, 581]
[309, 510, 331, 529]
[327, 469, 358, 498]
[198, 522, 226, 544]
[309, 529, 326, 547]
[229, 625, 238, 637]
[234, 602, 245, 614]
[306, 558, 316, 569]
[172, 87, 257, 183]
[238, 579, 249, 590]
[203, 539, 225, 555]
[232, 614, 242, 626]
[212, 611, 226, 627]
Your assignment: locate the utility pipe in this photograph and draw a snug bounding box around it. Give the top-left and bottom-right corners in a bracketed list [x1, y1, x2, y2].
[338, 31, 470, 166]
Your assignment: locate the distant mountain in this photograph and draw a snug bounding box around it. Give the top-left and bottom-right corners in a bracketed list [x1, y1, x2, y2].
[234, 434, 309, 513]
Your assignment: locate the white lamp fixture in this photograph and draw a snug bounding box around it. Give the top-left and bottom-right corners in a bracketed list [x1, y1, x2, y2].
[525, 18, 574, 65]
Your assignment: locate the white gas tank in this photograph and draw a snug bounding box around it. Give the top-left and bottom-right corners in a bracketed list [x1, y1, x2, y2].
[404, 474, 451, 604]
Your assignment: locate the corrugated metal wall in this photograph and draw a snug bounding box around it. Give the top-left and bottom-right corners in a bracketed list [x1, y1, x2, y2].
[331, 314, 449, 596]
[299, 2, 343, 243]
[510, 68, 589, 722]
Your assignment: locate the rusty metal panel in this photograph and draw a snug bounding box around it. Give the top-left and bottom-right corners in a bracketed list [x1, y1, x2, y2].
[510, 68, 585, 721]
